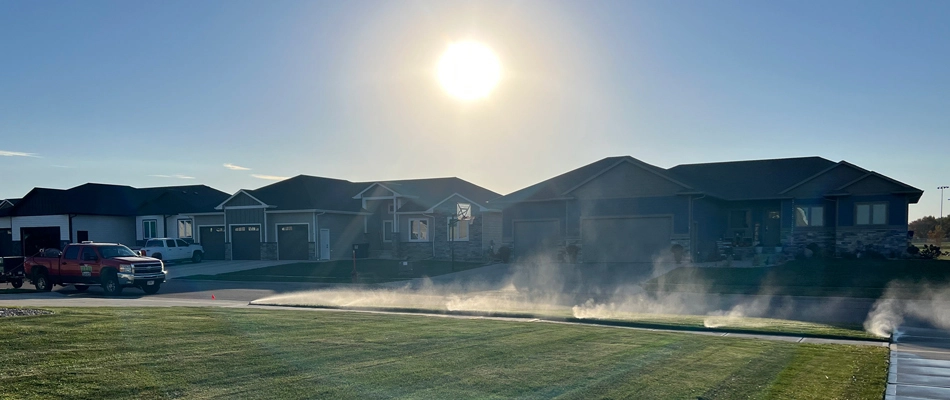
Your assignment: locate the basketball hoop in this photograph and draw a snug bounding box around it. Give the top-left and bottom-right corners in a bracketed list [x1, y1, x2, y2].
[456, 203, 472, 223]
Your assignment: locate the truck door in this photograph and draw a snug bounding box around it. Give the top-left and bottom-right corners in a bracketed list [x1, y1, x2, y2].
[165, 239, 180, 260]
[78, 246, 99, 283]
[60, 245, 81, 283]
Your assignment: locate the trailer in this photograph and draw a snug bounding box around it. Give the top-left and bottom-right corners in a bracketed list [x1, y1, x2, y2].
[0, 256, 26, 288]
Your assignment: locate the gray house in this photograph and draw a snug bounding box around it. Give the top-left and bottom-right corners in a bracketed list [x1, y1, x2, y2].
[204, 175, 501, 262]
[491, 156, 923, 263]
[0, 184, 229, 257]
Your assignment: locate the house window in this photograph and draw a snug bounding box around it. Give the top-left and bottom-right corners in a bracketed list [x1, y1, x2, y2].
[383, 220, 393, 242]
[388, 204, 395, 214]
[409, 218, 428, 242]
[143, 219, 157, 239]
[729, 210, 750, 229]
[178, 219, 193, 238]
[447, 217, 469, 241]
[795, 206, 824, 227]
[856, 203, 887, 225]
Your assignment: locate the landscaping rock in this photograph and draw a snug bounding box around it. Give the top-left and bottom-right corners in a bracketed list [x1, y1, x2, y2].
[0, 308, 52, 318]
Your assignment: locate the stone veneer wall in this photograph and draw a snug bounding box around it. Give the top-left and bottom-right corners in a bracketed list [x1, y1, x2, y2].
[261, 242, 278, 260]
[781, 228, 836, 256]
[224, 243, 233, 260]
[836, 227, 908, 258]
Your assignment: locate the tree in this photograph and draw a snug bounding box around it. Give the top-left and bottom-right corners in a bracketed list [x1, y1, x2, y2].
[910, 216, 950, 240]
[930, 226, 947, 247]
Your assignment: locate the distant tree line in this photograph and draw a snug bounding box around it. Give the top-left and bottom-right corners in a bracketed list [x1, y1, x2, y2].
[910, 216, 950, 242]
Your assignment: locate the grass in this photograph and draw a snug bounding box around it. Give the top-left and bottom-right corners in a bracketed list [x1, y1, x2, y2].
[181, 259, 485, 283]
[644, 258, 950, 299]
[0, 307, 887, 399]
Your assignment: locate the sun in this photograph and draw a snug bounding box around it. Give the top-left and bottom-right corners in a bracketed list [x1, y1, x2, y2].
[437, 41, 501, 101]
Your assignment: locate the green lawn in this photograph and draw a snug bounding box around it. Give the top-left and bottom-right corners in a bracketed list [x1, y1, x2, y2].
[182, 259, 485, 283]
[0, 307, 887, 399]
[644, 258, 950, 299]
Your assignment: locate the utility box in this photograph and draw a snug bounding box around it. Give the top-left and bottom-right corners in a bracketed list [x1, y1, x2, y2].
[351, 243, 369, 259]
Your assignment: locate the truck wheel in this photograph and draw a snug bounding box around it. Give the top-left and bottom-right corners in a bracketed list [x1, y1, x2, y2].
[11, 279, 23, 289]
[74, 285, 89, 292]
[34, 271, 53, 292]
[101, 273, 122, 296]
[192, 251, 202, 263]
[142, 283, 161, 295]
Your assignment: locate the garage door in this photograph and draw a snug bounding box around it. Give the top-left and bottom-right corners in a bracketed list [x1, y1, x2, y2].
[231, 225, 261, 260]
[513, 220, 561, 260]
[278, 224, 309, 260]
[581, 217, 671, 263]
[199, 226, 226, 260]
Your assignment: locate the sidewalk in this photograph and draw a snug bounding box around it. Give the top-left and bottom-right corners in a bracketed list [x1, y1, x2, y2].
[887, 327, 950, 399]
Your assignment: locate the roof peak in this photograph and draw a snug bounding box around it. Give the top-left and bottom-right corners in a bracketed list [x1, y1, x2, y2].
[672, 156, 832, 168]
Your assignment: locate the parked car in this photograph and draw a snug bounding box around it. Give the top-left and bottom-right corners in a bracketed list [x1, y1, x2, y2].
[24, 242, 166, 295]
[141, 238, 204, 263]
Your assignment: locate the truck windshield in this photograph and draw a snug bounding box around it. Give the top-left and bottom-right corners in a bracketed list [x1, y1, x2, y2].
[98, 246, 138, 259]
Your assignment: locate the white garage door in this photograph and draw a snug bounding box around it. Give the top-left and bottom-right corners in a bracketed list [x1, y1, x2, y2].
[581, 217, 672, 263]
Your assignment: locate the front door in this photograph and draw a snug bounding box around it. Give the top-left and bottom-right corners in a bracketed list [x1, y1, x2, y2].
[763, 210, 781, 247]
[319, 229, 330, 260]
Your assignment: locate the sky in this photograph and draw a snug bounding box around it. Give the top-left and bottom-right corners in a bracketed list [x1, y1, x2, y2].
[1, 0, 948, 220]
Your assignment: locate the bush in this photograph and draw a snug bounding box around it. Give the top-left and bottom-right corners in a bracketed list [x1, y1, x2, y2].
[497, 246, 511, 263]
[906, 245, 920, 256]
[920, 245, 946, 260]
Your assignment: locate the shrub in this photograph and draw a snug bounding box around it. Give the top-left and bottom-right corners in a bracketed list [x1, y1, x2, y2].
[920, 245, 946, 260]
[906, 245, 920, 256]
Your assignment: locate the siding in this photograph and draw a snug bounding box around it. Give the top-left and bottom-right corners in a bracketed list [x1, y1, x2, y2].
[786, 165, 865, 198]
[11, 215, 70, 241]
[224, 192, 265, 207]
[0, 217, 10, 229]
[318, 213, 366, 260]
[71, 215, 136, 246]
[193, 214, 224, 228]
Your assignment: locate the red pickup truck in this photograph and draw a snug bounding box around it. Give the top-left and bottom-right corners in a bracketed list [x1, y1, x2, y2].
[25, 242, 167, 295]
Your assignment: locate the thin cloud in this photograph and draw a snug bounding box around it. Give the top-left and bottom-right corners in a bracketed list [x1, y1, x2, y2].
[50, 165, 75, 169]
[224, 163, 250, 171]
[149, 174, 196, 179]
[251, 174, 289, 181]
[0, 150, 39, 157]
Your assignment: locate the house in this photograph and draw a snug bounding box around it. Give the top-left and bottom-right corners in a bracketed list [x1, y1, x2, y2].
[204, 175, 502, 262]
[490, 156, 923, 263]
[0, 184, 229, 257]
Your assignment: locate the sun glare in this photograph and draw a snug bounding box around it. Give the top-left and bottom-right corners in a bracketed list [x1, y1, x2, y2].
[437, 41, 501, 101]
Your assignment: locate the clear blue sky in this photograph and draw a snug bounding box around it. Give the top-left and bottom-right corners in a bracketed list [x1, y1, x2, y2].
[1, 0, 948, 220]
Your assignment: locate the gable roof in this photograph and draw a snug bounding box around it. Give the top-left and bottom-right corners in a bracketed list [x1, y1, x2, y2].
[371, 177, 501, 213]
[493, 155, 923, 204]
[243, 175, 366, 213]
[491, 156, 693, 204]
[667, 157, 838, 200]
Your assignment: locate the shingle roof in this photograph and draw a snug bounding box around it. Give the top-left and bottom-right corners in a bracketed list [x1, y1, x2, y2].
[370, 177, 501, 212]
[491, 155, 921, 204]
[667, 157, 838, 200]
[246, 175, 366, 213]
[239, 175, 501, 214]
[9, 184, 230, 216]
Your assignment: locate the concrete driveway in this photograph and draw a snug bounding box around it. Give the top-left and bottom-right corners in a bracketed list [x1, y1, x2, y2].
[163, 259, 300, 279]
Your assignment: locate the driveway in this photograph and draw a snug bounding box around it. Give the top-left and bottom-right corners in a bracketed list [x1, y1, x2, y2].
[163, 260, 299, 279]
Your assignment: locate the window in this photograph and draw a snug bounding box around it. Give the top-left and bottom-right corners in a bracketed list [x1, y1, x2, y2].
[447, 217, 469, 241]
[409, 218, 428, 242]
[388, 204, 395, 214]
[143, 219, 157, 239]
[165, 239, 177, 247]
[145, 239, 162, 248]
[856, 203, 887, 225]
[176, 239, 189, 247]
[63, 245, 80, 260]
[383, 220, 393, 242]
[729, 210, 750, 229]
[80, 246, 97, 261]
[795, 206, 824, 227]
[178, 219, 193, 238]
